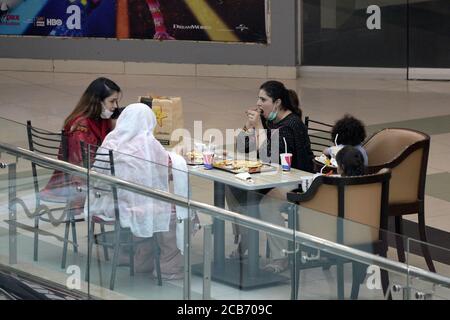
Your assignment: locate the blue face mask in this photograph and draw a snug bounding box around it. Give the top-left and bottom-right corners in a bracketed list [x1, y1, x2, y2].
[267, 109, 278, 122]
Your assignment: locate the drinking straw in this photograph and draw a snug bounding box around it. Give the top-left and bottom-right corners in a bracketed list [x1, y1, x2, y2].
[283, 137, 288, 154]
[209, 135, 213, 151]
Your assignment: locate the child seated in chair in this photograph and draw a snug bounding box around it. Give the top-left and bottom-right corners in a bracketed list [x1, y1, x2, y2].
[335, 145, 366, 177]
[302, 145, 366, 193]
[323, 114, 368, 166]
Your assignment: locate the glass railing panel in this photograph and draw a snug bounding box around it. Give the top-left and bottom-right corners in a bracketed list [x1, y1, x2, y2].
[0, 146, 90, 299]
[0, 116, 30, 149]
[186, 150, 298, 300]
[407, 239, 450, 300]
[0, 116, 66, 151]
[406, 237, 450, 276]
[187, 166, 418, 300]
[2, 118, 448, 300]
[85, 146, 190, 299]
[186, 155, 422, 300]
[188, 183, 294, 300]
[288, 199, 413, 300]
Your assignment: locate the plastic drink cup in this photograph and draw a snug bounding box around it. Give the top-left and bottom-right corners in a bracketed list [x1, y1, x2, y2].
[280, 153, 293, 171]
[203, 151, 215, 170]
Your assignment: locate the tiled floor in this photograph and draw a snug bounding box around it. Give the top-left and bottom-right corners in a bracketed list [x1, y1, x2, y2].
[1, 71, 450, 299]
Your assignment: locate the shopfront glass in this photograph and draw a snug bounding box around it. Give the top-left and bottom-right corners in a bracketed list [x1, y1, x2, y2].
[302, 0, 450, 71]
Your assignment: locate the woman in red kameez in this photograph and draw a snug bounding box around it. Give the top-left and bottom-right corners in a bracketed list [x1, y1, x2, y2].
[40, 77, 122, 214]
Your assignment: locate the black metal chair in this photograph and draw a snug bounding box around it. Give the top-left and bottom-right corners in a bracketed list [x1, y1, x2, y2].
[305, 116, 334, 156]
[81, 142, 162, 290]
[26, 120, 83, 269]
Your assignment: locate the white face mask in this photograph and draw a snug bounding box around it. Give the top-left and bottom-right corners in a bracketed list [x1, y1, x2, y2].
[100, 105, 114, 119]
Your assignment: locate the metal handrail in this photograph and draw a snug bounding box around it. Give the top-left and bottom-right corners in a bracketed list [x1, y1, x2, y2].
[1, 142, 450, 289]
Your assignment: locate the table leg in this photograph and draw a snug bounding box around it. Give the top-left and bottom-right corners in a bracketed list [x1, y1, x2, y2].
[192, 182, 287, 290]
[213, 181, 225, 273]
[246, 191, 260, 278]
[289, 204, 299, 300]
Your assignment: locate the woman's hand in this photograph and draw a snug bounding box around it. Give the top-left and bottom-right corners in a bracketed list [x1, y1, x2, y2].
[246, 109, 263, 129]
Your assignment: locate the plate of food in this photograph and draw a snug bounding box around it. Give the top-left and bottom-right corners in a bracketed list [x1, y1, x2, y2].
[185, 150, 203, 165]
[314, 154, 338, 168]
[213, 159, 275, 174]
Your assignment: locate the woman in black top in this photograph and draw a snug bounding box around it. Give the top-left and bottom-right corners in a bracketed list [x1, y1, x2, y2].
[243, 81, 314, 172]
[226, 81, 314, 270]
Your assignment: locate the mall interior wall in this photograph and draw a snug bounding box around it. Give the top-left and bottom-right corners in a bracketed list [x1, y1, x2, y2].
[0, 1, 298, 79]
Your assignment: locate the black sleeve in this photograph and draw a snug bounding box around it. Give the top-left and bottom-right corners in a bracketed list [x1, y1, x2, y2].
[279, 120, 314, 172]
[277, 126, 297, 163]
[294, 123, 315, 172]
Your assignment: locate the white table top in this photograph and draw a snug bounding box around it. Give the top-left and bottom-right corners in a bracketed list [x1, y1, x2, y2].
[188, 164, 312, 191]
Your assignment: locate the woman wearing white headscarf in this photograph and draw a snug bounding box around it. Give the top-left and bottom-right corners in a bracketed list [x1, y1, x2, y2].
[86, 103, 189, 280]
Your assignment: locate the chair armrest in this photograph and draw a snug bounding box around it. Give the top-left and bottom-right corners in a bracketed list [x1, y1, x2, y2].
[287, 191, 309, 203]
[290, 187, 302, 194]
[287, 176, 324, 203]
[366, 164, 390, 174]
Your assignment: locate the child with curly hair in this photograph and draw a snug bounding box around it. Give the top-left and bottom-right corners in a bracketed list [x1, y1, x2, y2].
[324, 114, 368, 166]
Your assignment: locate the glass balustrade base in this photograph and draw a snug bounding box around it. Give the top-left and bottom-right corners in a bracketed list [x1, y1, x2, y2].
[192, 259, 289, 290]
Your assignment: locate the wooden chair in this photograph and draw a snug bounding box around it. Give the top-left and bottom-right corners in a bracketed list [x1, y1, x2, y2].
[287, 169, 392, 300]
[364, 128, 435, 272]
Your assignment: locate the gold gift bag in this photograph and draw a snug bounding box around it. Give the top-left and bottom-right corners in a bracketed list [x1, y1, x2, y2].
[139, 95, 184, 147]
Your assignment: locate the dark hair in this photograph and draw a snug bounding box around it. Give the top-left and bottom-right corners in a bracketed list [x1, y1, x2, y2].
[260, 81, 302, 119]
[331, 114, 366, 146]
[336, 146, 365, 176]
[64, 77, 121, 127]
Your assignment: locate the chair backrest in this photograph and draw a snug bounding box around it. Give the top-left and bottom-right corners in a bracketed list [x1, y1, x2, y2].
[305, 116, 333, 156]
[80, 141, 114, 172]
[26, 120, 68, 193]
[80, 141, 120, 222]
[287, 169, 391, 246]
[363, 128, 429, 206]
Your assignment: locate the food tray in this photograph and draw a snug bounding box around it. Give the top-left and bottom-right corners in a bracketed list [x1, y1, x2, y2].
[185, 158, 203, 165]
[213, 160, 276, 174]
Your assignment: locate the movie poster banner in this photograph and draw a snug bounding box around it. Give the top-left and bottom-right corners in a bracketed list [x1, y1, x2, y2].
[0, 0, 268, 43]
